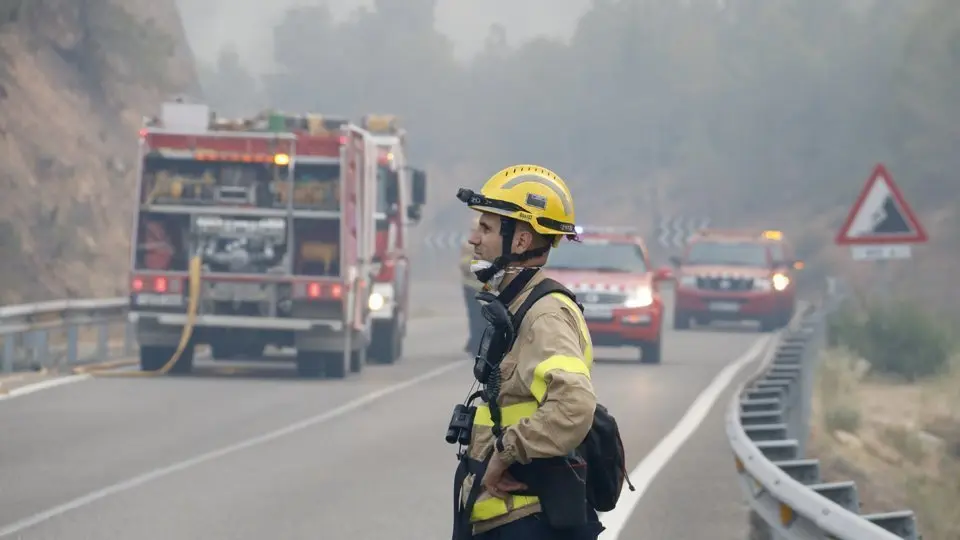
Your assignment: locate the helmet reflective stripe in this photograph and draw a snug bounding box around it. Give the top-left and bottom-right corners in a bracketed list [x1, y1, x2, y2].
[501, 175, 573, 215]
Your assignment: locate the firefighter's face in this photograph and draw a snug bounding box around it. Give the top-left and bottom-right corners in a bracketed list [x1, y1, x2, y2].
[469, 213, 501, 262]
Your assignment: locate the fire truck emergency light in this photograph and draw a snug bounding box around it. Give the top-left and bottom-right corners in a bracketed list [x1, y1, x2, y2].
[362, 114, 399, 134]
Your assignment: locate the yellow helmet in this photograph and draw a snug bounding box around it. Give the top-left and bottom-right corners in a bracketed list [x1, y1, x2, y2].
[457, 164, 577, 247]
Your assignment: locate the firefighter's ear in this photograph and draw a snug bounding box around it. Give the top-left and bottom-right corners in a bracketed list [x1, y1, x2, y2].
[512, 228, 533, 254]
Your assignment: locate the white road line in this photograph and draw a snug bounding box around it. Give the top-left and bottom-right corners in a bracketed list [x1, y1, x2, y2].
[598, 334, 773, 538]
[0, 374, 91, 401]
[0, 359, 467, 537]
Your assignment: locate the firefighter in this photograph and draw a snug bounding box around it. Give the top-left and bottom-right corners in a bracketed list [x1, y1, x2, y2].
[460, 215, 487, 354]
[449, 165, 603, 540]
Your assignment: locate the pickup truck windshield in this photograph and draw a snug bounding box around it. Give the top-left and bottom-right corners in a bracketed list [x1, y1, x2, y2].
[685, 241, 769, 267]
[546, 240, 648, 274]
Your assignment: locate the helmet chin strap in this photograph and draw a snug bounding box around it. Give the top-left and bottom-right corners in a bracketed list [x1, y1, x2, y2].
[473, 217, 549, 284]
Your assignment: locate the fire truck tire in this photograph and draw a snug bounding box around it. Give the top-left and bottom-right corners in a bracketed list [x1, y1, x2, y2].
[295, 350, 324, 378]
[639, 338, 662, 364]
[368, 319, 402, 364]
[140, 345, 194, 374]
[350, 350, 363, 373]
[673, 310, 691, 330]
[324, 352, 348, 379]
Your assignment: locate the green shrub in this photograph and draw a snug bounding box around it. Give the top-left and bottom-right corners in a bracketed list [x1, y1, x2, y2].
[827, 298, 955, 381]
[825, 405, 861, 433]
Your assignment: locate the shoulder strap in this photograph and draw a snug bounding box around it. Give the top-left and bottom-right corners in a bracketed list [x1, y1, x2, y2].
[510, 278, 583, 331]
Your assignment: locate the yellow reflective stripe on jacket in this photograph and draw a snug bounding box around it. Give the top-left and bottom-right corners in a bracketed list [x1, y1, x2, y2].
[472, 493, 539, 521]
[530, 355, 590, 403]
[551, 292, 593, 367]
[474, 401, 539, 427]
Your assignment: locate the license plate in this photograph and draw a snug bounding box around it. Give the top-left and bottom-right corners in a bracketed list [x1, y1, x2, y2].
[583, 305, 613, 320]
[709, 301, 740, 312]
[135, 293, 183, 307]
[214, 282, 263, 299]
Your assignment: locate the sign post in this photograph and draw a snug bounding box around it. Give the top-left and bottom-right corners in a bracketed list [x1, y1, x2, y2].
[835, 164, 927, 298]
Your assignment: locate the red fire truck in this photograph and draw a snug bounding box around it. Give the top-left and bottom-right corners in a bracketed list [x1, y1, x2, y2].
[127, 99, 382, 378]
[358, 114, 427, 364]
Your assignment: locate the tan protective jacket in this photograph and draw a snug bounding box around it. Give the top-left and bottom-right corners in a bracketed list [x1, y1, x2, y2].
[461, 269, 596, 534]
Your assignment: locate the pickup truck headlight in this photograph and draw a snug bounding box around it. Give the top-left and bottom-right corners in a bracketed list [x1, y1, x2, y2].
[754, 274, 789, 292]
[678, 275, 697, 288]
[771, 273, 790, 291]
[624, 287, 654, 308]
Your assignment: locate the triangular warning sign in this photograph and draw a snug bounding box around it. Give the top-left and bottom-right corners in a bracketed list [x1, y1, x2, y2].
[835, 164, 927, 245]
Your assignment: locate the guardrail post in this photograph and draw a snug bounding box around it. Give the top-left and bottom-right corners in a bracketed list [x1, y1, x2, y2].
[124, 319, 135, 355]
[32, 330, 48, 369]
[2, 336, 13, 373]
[796, 317, 822, 456]
[66, 324, 79, 365]
[97, 322, 109, 360]
[1, 297, 130, 373]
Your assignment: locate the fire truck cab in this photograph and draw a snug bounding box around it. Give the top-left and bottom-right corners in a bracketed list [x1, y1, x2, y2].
[358, 114, 427, 364]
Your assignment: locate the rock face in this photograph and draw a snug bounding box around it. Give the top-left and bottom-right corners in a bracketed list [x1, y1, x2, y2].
[0, 0, 198, 304]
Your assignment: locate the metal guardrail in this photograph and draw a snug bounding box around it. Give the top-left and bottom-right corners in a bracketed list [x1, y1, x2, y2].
[727, 305, 921, 539]
[0, 297, 133, 374]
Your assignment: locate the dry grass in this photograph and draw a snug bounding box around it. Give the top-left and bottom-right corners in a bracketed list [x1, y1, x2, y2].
[809, 348, 960, 539]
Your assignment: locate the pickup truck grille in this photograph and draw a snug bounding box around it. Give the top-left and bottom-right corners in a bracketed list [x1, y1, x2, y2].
[696, 276, 754, 292]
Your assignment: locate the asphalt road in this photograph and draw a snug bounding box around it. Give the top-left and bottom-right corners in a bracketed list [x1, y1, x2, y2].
[0, 269, 770, 539]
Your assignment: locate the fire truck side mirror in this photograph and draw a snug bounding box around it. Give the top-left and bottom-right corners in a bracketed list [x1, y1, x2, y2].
[407, 205, 423, 223]
[411, 168, 427, 205]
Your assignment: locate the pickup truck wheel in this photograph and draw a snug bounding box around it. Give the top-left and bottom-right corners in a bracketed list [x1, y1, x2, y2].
[673, 310, 691, 330]
[639, 339, 662, 364]
[759, 316, 779, 333]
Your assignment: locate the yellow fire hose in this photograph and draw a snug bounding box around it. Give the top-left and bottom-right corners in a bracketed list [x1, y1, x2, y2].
[83, 254, 201, 377]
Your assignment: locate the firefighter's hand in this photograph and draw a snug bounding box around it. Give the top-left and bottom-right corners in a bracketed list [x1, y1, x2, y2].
[482, 454, 527, 499]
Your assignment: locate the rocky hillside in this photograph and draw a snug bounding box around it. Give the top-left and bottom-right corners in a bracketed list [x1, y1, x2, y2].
[0, 0, 198, 304]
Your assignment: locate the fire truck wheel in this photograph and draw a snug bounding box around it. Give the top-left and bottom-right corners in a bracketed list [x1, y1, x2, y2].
[639, 339, 662, 364]
[350, 350, 363, 373]
[368, 319, 402, 364]
[323, 352, 349, 379]
[139, 345, 194, 374]
[295, 350, 324, 378]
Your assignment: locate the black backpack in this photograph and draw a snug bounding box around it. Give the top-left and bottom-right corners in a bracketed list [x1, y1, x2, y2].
[511, 278, 637, 512]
